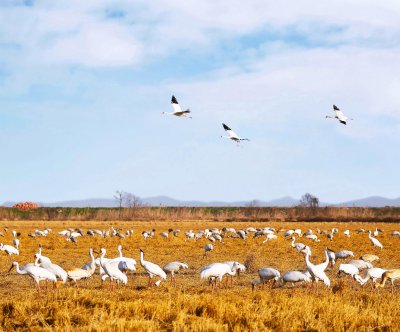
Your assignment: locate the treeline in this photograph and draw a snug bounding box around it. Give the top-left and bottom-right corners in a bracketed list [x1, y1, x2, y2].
[1, 206, 400, 222]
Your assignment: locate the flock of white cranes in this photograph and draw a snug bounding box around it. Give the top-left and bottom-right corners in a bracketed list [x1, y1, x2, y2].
[161, 96, 352, 145]
[2, 224, 399, 292]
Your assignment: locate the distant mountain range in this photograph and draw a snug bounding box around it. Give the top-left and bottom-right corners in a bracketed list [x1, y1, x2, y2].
[3, 195, 400, 207]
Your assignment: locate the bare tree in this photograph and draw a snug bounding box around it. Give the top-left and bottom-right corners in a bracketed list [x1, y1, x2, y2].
[246, 200, 260, 208]
[124, 193, 143, 208]
[299, 193, 319, 208]
[114, 190, 125, 219]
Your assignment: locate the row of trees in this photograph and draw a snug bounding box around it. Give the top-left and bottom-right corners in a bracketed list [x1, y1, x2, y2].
[113, 191, 319, 209]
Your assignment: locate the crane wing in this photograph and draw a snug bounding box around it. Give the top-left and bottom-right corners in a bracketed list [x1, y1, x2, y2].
[222, 123, 240, 139]
[171, 95, 183, 114]
[333, 105, 347, 121]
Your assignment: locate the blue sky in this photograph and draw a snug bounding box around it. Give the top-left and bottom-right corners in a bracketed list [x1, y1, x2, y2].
[1, 0, 400, 203]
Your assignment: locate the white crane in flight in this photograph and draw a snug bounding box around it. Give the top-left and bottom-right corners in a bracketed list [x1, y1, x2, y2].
[221, 123, 249, 143]
[162, 95, 192, 118]
[325, 105, 353, 125]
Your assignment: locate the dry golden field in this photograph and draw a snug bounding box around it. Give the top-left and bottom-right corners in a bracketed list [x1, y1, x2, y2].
[0, 220, 399, 331]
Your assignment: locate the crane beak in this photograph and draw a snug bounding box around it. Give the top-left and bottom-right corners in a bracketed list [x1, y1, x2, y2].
[8, 264, 14, 273]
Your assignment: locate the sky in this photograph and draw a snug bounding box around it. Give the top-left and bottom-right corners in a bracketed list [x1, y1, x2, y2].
[1, 0, 400, 204]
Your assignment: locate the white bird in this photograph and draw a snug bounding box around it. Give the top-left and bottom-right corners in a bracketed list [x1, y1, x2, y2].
[391, 231, 400, 238]
[251, 268, 280, 290]
[139, 249, 166, 286]
[373, 228, 379, 237]
[237, 230, 247, 240]
[34, 254, 68, 283]
[291, 237, 306, 252]
[348, 260, 373, 270]
[368, 231, 383, 249]
[9, 261, 57, 291]
[303, 246, 330, 287]
[343, 230, 350, 237]
[284, 230, 295, 237]
[162, 95, 192, 118]
[262, 233, 278, 243]
[335, 250, 354, 260]
[354, 268, 387, 286]
[200, 262, 239, 289]
[280, 270, 311, 287]
[338, 263, 359, 278]
[13, 238, 20, 250]
[99, 248, 128, 289]
[203, 244, 214, 258]
[163, 261, 189, 285]
[221, 123, 249, 143]
[325, 104, 353, 125]
[36, 245, 52, 265]
[305, 234, 320, 242]
[106, 245, 137, 275]
[69, 248, 96, 286]
[0, 243, 19, 256]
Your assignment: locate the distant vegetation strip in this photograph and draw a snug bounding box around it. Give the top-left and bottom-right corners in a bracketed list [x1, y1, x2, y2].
[1, 206, 400, 222]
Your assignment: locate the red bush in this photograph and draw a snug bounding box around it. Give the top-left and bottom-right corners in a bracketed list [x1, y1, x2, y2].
[12, 202, 39, 211]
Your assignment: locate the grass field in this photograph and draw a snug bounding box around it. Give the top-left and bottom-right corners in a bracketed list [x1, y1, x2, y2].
[0, 220, 399, 331]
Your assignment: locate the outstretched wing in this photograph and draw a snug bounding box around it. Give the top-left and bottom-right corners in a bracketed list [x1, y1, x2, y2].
[333, 105, 347, 122]
[171, 95, 183, 114]
[222, 123, 240, 140]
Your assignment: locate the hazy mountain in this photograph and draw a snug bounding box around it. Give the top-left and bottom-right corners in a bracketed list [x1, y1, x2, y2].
[3, 195, 400, 207]
[334, 196, 400, 207]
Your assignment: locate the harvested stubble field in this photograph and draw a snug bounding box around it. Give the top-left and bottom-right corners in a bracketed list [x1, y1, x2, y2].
[0, 220, 399, 331]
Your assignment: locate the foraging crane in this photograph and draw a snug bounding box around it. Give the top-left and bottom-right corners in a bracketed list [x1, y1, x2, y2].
[263, 233, 278, 243]
[305, 234, 320, 242]
[303, 246, 330, 287]
[354, 268, 387, 286]
[335, 250, 354, 260]
[162, 95, 192, 118]
[221, 123, 249, 143]
[343, 230, 350, 237]
[325, 104, 353, 125]
[163, 261, 189, 285]
[34, 254, 68, 283]
[360, 254, 379, 263]
[280, 270, 311, 288]
[374, 269, 400, 292]
[348, 260, 373, 270]
[391, 231, 400, 238]
[0, 243, 19, 256]
[99, 248, 128, 289]
[200, 262, 239, 289]
[338, 264, 359, 278]
[251, 268, 280, 290]
[9, 261, 57, 291]
[368, 231, 383, 249]
[237, 230, 247, 240]
[222, 261, 246, 286]
[69, 248, 96, 287]
[139, 249, 166, 286]
[203, 244, 214, 258]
